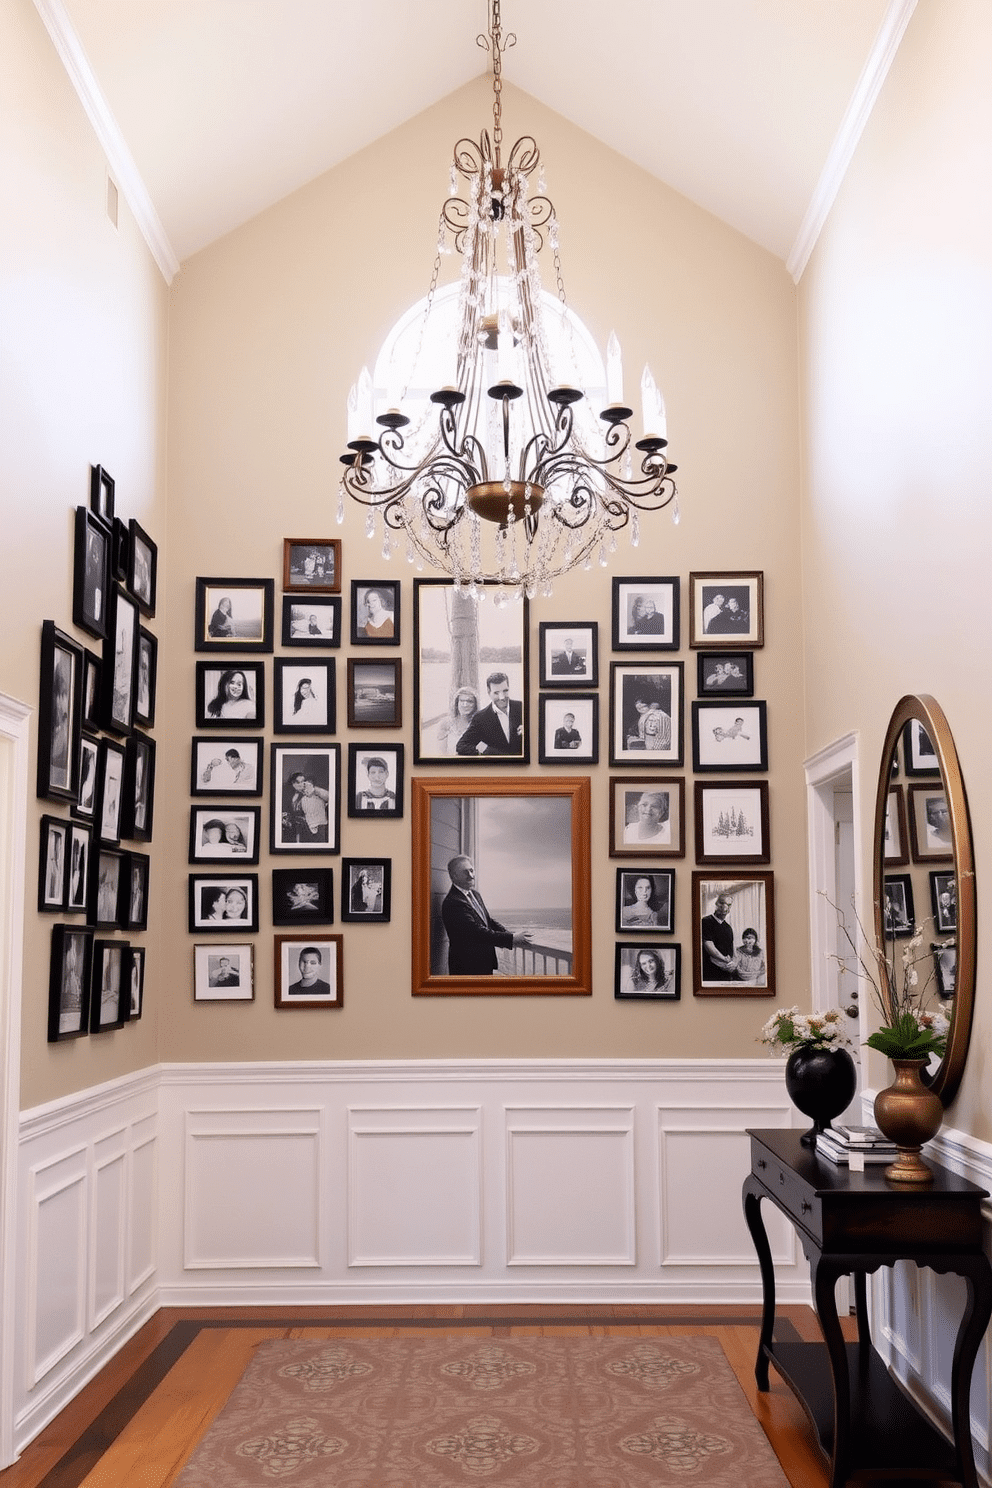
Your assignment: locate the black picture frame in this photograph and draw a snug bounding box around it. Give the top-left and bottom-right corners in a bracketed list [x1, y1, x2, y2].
[347, 742, 404, 819]
[195, 577, 274, 653]
[615, 943, 681, 1000]
[537, 622, 599, 687]
[696, 651, 754, 698]
[902, 719, 941, 777]
[883, 784, 909, 866]
[347, 659, 401, 729]
[72, 732, 99, 822]
[72, 507, 111, 641]
[281, 595, 341, 648]
[124, 945, 145, 1019]
[689, 570, 764, 649]
[341, 858, 391, 924]
[189, 805, 261, 865]
[611, 577, 680, 651]
[609, 661, 684, 767]
[270, 744, 341, 854]
[100, 585, 139, 735]
[95, 737, 127, 846]
[883, 873, 916, 938]
[694, 781, 771, 865]
[692, 871, 776, 997]
[193, 943, 254, 1002]
[615, 868, 676, 934]
[350, 581, 401, 645]
[38, 815, 70, 912]
[127, 519, 157, 616]
[89, 464, 115, 523]
[121, 732, 155, 842]
[271, 868, 335, 927]
[195, 660, 266, 729]
[273, 658, 336, 733]
[82, 649, 102, 730]
[538, 693, 599, 765]
[121, 850, 150, 931]
[930, 870, 957, 933]
[111, 516, 129, 584]
[283, 539, 341, 594]
[932, 941, 956, 1000]
[66, 822, 92, 913]
[608, 776, 686, 859]
[90, 846, 125, 929]
[48, 925, 93, 1042]
[691, 700, 768, 772]
[38, 621, 82, 802]
[188, 873, 260, 933]
[91, 938, 129, 1031]
[191, 736, 264, 797]
[134, 628, 157, 728]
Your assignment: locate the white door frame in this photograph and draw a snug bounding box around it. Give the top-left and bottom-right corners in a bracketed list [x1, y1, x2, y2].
[804, 732, 865, 1041]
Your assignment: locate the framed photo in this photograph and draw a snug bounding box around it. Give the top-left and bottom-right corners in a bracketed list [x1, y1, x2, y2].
[134, 628, 157, 728]
[609, 662, 683, 766]
[121, 850, 149, 931]
[91, 939, 129, 1032]
[270, 744, 340, 853]
[195, 577, 274, 653]
[691, 700, 768, 772]
[414, 579, 529, 764]
[90, 847, 124, 929]
[194, 943, 254, 1002]
[38, 815, 70, 912]
[348, 743, 403, 818]
[72, 508, 111, 640]
[341, 858, 391, 924]
[694, 781, 770, 865]
[883, 873, 916, 937]
[611, 577, 680, 650]
[89, 463, 115, 523]
[697, 651, 754, 697]
[121, 732, 155, 841]
[273, 658, 336, 733]
[189, 805, 261, 864]
[274, 935, 343, 1008]
[73, 733, 99, 821]
[411, 776, 591, 996]
[538, 622, 599, 687]
[272, 868, 335, 926]
[191, 736, 264, 797]
[81, 649, 102, 731]
[126, 519, 157, 615]
[281, 595, 341, 648]
[47, 925, 93, 1042]
[124, 945, 145, 1019]
[283, 539, 341, 594]
[932, 941, 957, 1000]
[908, 785, 953, 864]
[96, 737, 126, 845]
[101, 585, 139, 735]
[930, 871, 957, 933]
[351, 581, 400, 644]
[903, 719, 940, 776]
[615, 943, 681, 1000]
[195, 660, 265, 729]
[883, 784, 909, 866]
[690, 571, 764, 648]
[615, 868, 675, 933]
[347, 659, 401, 728]
[609, 776, 686, 858]
[111, 516, 129, 584]
[538, 693, 599, 766]
[692, 872, 775, 997]
[38, 621, 82, 801]
[188, 874, 260, 933]
[66, 823, 91, 913]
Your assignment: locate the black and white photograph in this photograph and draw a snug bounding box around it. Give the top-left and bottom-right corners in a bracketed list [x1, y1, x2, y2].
[414, 579, 528, 763]
[692, 700, 768, 772]
[38, 816, 69, 912]
[347, 743, 403, 818]
[122, 850, 149, 931]
[608, 776, 686, 858]
[930, 870, 957, 933]
[908, 784, 953, 863]
[538, 694, 599, 765]
[273, 658, 335, 733]
[73, 507, 111, 640]
[121, 732, 155, 841]
[932, 941, 956, 999]
[411, 776, 591, 996]
[341, 858, 391, 924]
[615, 868, 675, 933]
[903, 719, 940, 776]
[194, 943, 254, 1002]
[73, 733, 99, 821]
[191, 736, 264, 796]
[135, 628, 157, 728]
[611, 577, 680, 650]
[66, 823, 91, 913]
[47, 925, 93, 1042]
[281, 595, 341, 648]
[195, 661, 265, 729]
[883, 873, 915, 937]
[82, 649, 102, 731]
[883, 784, 909, 866]
[96, 737, 126, 845]
[271, 868, 335, 926]
[351, 581, 400, 644]
[538, 622, 598, 687]
[127, 519, 157, 615]
[188, 874, 260, 933]
[189, 806, 261, 864]
[692, 872, 775, 996]
[38, 620, 82, 802]
[89, 463, 115, 523]
[90, 847, 124, 929]
[270, 743, 340, 853]
[101, 585, 139, 735]
[615, 943, 681, 1000]
[195, 577, 274, 652]
[697, 651, 754, 697]
[609, 662, 684, 767]
[125, 945, 145, 1019]
[91, 939, 128, 1032]
[111, 515, 129, 584]
[274, 935, 343, 1008]
[283, 539, 341, 593]
[689, 571, 764, 648]
[347, 659, 401, 728]
[694, 781, 770, 865]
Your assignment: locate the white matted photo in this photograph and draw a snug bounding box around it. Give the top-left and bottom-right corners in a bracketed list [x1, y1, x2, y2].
[694, 781, 770, 865]
[612, 577, 680, 650]
[274, 935, 343, 1008]
[274, 658, 335, 732]
[691, 700, 768, 771]
[189, 806, 260, 863]
[538, 693, 598, 765]
[538, 622, 598, 686]
[194, 943, 254, 1001]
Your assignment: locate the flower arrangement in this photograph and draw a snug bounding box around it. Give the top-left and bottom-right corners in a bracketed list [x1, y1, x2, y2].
[759, 1006, 851, 1055]
[829, 896, 950, 1061]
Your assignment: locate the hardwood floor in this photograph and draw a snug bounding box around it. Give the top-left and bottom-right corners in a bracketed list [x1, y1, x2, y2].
[0, 1305, 858, 1488]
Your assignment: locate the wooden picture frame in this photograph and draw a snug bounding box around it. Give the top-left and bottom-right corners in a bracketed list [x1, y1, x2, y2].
[282, 539, 341, 594]
[347, 658, 401, 729]
[121, 850, 149, 931]
[341, 858, 391, 924]
[883, 784, 909, 866]
[908, 784, 953, 863]
[195, 577, 274, 653]
[194, 943, 254, 1002]
[274, 934, 343, 1008]
[608, 776, 686, 858]
[689, 570, 764, 648]
[121, 732, 155, 842]
[100, 585, 140, 735]
[89, 463, 115, 523]
[691, 700, 768, 772]
[611, 576, 680, 650]
[270, 743, 340, 853]
[697, 651, 754, 697]
[91, 938, 129, 1031]
[615, 868, 676, 934]
[693, 781, 771, 865]
[90, 846, 125, 930]
[38, 621, 82, 802]
[66, 822, 91, 913]
[127, 519, 157, 616]
[195, 660, 265, 729]
[271, 868, 335, 927]
[615, 943, 681, 1000]
[350, 580, 400, 644]
[72, 507, 111, 640]
[38, 815, 70, 912]
[273, 658, 336, 733]
[134, 628, 157, 728]
[883, 873, 916, 937]
[95, 737, 127, 846]
[189, 805, 261, 865]
[73, 732, 99, 822]
[191, 736, 264, 797]
[347, 743, 403, 818]
[411, 776, 591, 996]
[692, 871, 775, 997]
[930, 870, 957, 934]
[281, 595, 341, 648]
[537, 622, 599, 687]
[538, 693, 599, 766]
[188, 874, 260, 933]
[47, 925, 93, 1042]
[609, 661, 684, 767]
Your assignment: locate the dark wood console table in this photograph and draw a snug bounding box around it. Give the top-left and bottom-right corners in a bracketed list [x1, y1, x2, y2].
[744, 1128, 992, 1488]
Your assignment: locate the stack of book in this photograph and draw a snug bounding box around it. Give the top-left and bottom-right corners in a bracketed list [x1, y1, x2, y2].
[816, 1123, 899, 1170]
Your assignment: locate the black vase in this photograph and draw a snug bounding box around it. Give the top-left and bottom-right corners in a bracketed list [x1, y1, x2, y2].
[785, 1047, 857, 1148]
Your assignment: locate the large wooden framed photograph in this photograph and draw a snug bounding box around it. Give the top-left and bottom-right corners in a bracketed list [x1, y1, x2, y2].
[883, 784, 909, 866]
[281, 595, 341, 648]
[272, 868, 335, 926]
[697, 651, 754, 698]
[274, 935, 343, 1008]
[347, 659, 401, 729]
[411, 776, 591, 996]
[694, 781, 770, 865]
[38, 620, 82, 802]
[930, 870, 957, 933]
[191, 736, 264, 796]
[72, 507, 111, 640]
[195, 661, 265, 729]
[121, 732, 155, 841]
[91, 939, 129, 1032]
[189, 805, 261, 865]
[883, 873, 915, 937]
[692, 871, 775, 997]
[193, 943, 254, 1002]
[270, 743, 340, 853]
[611, 577, 680, 650]
[908, 784, 953, 863]
[691, 700, 768, 772]
[615, 868, 675, 933]
[351, 581, 400, 644]
[615, 943, 681, 1001]
[127, 519, 157, 616]
[48, 925, 93, 1042]
[100, 585, 140, 735]
[537, 622, 598, 687]
[609, 776, 686, 858]
[273, 658, 336, 733]
[347, 743, 403, 818]
[341, 858, 391, 924]
[609, 662, 684, 766]
[195, 577, 274, 652]
[689, 571, 764, 648]
[283, 539, 341, 594]
[413, 580, 529, 763]
[188, 873, 260, 932]
[538, 693, 598, 766]
[38, 815, 70, 912]
[135, 628, 157, 728]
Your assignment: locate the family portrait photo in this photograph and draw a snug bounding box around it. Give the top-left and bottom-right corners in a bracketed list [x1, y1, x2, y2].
[690, 571, 764, 648]
[609, 662, 683, 766]
[697, 651, 753, 696]
[270, 744, 340, 853]
[274, 935, 343, 1007]
[692, 872, 775, 996]
[195, 577, 274, 652]
[611, 577, 680, 650]
[283, 540, 340, 593]
[194, 943, 254, 1001]
[615, 943, 681, 1000]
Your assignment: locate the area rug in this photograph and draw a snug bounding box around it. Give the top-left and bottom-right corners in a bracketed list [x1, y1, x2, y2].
[173, 1334, 788, 1486]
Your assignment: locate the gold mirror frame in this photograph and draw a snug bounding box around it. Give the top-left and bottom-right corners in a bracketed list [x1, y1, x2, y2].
[873, 695, 975, 1106]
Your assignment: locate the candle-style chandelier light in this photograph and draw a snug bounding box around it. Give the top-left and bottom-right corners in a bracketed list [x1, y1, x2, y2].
[338, 0, 678, 599]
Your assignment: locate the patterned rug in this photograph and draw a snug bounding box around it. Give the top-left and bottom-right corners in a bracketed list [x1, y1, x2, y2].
[173, 1334, 788, 1486]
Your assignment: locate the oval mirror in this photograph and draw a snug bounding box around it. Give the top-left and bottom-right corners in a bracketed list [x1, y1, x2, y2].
[873, 695, 975, 1106]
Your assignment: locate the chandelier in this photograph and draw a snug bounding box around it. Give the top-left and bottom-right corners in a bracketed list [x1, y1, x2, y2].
[338, 0, 678, 599]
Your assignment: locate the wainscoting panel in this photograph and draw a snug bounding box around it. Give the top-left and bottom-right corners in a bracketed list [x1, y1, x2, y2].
[27, 1149, 87, 1384]
[90, 1135, 126, 1329]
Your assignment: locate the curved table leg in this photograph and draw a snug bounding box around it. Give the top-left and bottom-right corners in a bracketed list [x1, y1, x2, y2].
[812, 1257, 849, 1488]
[947, 1255, 992, 1488]
[743, 1178, 774, 1390]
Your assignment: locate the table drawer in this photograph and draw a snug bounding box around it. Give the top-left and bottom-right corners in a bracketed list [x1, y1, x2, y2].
[754, 1150, 822, 1239]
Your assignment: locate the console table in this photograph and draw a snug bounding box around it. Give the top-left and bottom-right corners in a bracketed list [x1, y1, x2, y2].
[743, 1128, 992, 1488]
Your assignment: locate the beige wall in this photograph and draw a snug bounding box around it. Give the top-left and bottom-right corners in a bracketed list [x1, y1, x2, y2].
[800, 0, 992, 1132]
[1, 0, 169, 1107]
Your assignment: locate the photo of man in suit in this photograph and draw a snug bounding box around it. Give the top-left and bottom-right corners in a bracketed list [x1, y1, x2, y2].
[441, 855, 532, 974]
[455, 672, 524, 756]
[551, 636, 586, 674]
